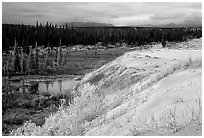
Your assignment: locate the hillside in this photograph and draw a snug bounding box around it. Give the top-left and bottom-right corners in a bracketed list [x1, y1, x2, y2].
[10, 38, 202, 136]
[77, 38, 202, 136]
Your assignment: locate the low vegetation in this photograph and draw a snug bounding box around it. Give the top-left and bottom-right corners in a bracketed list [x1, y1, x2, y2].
[8, 45, 202, 136]
[2, 83, 74, 135]
[129, 98, 202, 135]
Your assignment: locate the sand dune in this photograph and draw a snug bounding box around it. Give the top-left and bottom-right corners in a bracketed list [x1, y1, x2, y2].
[74, 38, 202, 136]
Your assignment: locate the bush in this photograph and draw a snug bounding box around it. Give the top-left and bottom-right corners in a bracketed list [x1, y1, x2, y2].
[9, 82, 104, 136]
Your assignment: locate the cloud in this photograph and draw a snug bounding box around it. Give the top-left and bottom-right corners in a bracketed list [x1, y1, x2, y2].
[2, 2, 202, 26]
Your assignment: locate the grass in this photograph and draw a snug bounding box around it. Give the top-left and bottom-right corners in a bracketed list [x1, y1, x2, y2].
[3, 47, 134, 76]
[129, 97, 202, 136]
[8, 82, 103, 136]
[2, 87, 74, 135]
[158, 107, 180, 133]
[184, 98, 202, 125]
[8, 48, 202, 136]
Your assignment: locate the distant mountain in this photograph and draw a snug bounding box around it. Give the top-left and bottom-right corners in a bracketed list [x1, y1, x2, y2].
[62, 22, 114, 27]
[159, 23, 180, 28]
[159, 23, 202, 28]
[137, 23, 202, 28]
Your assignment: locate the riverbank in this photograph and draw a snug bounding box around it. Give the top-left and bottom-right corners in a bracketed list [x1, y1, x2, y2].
[2, 84, 75, 135]
[8, 38, 202, 136]
[2, 75, 80, 135]
[7, 74, 83, 82]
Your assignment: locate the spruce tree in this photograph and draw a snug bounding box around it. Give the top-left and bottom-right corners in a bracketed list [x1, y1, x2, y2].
[34, 41, 39, 74]
[27, 46, 34, 75]
[62, 52, 66, 65]
[5, 61, 10, 77]
[47, 43, 50, 54]
[15, 51, 21, 72]
[11, 38, 18, 71]
[12, 38, 21, 72]
[161, 32, 166, 47]
[45, 47, 49, 68]
[57, 38, 62, 66]
[20, 47, 25, 73]
[54, 49, 58, 63]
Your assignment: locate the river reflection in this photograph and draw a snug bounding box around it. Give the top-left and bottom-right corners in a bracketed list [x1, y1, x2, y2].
[38, 79, 78, 95]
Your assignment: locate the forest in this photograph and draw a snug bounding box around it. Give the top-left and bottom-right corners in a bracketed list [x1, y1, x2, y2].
[2, 22, 202, 53]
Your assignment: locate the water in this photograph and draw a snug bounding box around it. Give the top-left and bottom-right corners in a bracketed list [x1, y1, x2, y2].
[37, 79, 78, 95]
[16, 78, 78, 96]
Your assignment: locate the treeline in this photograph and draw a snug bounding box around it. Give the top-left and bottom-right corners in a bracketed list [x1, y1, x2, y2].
[3, 38, 64, 76]
[2, 22, 202, 52]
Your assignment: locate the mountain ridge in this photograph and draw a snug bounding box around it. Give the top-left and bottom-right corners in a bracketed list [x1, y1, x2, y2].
[61, 22, 114, 27]
[137, 23, 202, 28]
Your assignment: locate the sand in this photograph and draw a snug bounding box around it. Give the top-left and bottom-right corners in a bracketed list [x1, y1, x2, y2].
[74, 38, 202, 136]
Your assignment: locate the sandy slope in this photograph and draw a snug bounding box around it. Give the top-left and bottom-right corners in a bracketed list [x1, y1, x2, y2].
[73, 38, 202, 136]
[84, 65, 201, 136]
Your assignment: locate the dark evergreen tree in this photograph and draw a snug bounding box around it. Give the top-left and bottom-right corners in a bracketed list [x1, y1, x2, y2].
[54, 48, 58, 63]
[20, 47, 25, 73]
[11, 38, 17, 70]
[57, 38, 63, 66]
[33, 41, 39, 74]
[27, 46, 34, 75]
[12, 38, 21, 72]
[62, 52, 66, 65]
[45, 47, 49, 68]
[161, 32, 166, 47]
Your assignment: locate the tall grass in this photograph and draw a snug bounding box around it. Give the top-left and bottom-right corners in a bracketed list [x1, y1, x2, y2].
[129, 98, 202, 135]
[9, 82, 103, 136]
[9, 52, 202, 136]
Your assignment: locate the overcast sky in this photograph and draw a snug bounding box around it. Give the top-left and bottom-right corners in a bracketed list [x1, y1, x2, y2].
[2, 2, 202, 26]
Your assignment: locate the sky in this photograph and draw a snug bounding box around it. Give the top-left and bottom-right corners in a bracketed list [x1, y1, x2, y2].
[2, 2, 202, 26]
